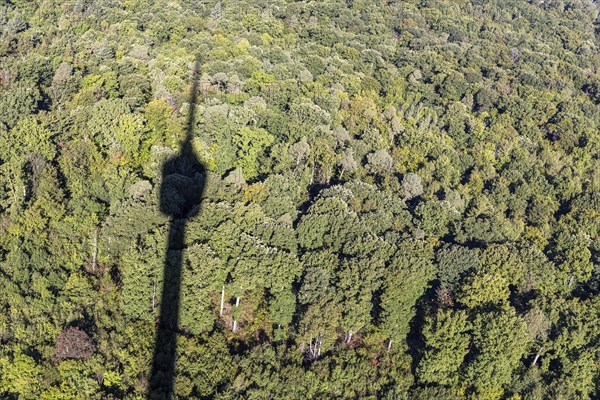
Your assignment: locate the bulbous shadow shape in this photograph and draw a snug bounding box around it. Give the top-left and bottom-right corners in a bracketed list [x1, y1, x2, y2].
[148, 58, 205, 400]
[159, 144, 205, 218]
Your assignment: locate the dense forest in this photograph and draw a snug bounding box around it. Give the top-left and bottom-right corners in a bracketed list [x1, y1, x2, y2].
[0, 0, 599, 398]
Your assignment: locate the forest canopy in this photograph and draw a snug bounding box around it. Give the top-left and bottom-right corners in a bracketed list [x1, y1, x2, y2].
[0, 0, 599, 399]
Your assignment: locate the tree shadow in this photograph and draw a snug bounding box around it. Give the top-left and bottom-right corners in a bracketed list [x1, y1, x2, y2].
[148, 57, 205, 399]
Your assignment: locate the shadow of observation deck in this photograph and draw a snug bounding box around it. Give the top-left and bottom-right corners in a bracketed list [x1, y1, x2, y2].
[148, 57, 205, 399]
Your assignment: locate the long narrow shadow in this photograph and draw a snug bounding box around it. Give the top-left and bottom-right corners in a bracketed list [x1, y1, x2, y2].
[148, 57, 205, 399]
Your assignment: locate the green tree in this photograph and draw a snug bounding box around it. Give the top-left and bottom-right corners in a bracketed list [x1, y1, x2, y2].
[464, 309, 531, 399]
[417, 309, 471, 386]
[380, 240, 434, 349]
[233, 126, 275, 180]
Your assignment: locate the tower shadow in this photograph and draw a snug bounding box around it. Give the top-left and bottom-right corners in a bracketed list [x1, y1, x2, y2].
[148, 57, 205, 399]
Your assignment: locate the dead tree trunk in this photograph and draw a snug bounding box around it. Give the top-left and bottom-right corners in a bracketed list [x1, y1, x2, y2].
[232, 288, 241, 332]
[531, 346, 543, 368]
[317, 335, 322, 358]
[219, 286, 225, 316]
